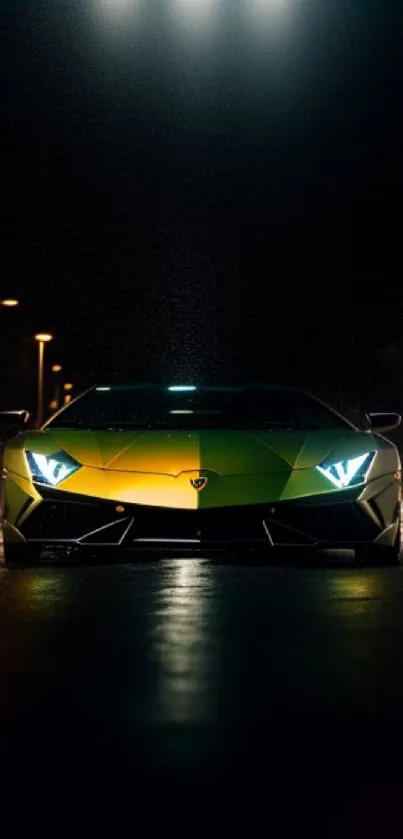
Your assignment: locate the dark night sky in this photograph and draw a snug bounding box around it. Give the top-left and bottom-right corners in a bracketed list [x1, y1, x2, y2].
[1, 0, 403, 410]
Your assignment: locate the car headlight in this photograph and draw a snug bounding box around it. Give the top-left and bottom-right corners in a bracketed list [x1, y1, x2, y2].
[25, 450, 81, 486]
[316, 451, 375, 489]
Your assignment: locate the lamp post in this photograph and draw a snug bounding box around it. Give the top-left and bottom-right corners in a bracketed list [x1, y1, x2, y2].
[51, 364, 63, 410]
[63, 382, 74, 405]
[0, 300, 22, 403]
[35, 333, 53, 426]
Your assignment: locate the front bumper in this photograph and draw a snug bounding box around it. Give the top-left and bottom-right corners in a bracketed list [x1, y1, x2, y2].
[4, 485, 400, 551]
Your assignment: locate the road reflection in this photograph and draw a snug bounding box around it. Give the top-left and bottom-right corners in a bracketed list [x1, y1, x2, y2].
[1, 554, 403, 783]
[148, 557, 220, 724]
[324, 570, 385, 603]
[0, 568, 74, 715]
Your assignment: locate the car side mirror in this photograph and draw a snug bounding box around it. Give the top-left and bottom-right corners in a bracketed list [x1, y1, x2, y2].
[0, 410, 30, 430]
[366, 412, 401, 433]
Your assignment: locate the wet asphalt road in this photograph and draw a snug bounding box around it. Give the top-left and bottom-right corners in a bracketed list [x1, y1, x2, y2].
[2, 544, 403, 803]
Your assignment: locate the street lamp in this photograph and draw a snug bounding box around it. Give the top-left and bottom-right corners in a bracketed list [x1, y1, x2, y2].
[35, 333, 53, 426]
[63, 382, 74, 405]
[0, 298, 19, 307]
[51, 364, 63, 409]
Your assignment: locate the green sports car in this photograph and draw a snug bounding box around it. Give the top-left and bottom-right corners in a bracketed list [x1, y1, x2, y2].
[1, 383, 401, 564]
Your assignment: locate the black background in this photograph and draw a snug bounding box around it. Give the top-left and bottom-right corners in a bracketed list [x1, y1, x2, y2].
[2, 0, 402, 417]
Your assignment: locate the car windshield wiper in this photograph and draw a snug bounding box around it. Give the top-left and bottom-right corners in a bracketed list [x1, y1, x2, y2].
[242, 421, 321, 430]
[49, 420, 324, 431]
[49, 422, 152, 430]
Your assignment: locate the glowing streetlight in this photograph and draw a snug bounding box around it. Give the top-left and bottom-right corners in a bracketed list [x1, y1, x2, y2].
[51, 364, 63, 408]
[35, 333, 53, 426]
[0, 298, 19, 307]
[62, 382, 74, 406]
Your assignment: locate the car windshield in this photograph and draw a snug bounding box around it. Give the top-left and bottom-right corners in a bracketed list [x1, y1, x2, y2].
[46, 386, 352, 431]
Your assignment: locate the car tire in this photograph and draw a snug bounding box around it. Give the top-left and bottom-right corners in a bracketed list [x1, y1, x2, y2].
[355, 527, 401, 567]
[3, 541, 41, 567]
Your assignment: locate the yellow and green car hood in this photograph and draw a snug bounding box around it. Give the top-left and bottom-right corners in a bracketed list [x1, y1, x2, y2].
[3, 426, 386, 515]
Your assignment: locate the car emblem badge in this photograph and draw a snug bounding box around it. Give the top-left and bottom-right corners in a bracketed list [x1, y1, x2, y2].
[190, 477, 208, 491]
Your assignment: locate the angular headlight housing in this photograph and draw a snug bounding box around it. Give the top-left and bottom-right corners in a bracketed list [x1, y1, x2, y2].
[316, 451, 375, 489]
[26, 450, 81, 486]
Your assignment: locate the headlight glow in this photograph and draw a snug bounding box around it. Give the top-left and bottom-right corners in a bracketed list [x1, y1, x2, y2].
[316, 451, 375, 489]
[26, 450, 81, 486]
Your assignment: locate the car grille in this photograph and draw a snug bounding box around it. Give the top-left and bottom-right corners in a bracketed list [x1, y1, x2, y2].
[22, 500, 113, 540]
[263, 499, 379, 544]
[19, 492, 381, 546]
[21, 498, 269, 543]
[131, 505, 268, 543]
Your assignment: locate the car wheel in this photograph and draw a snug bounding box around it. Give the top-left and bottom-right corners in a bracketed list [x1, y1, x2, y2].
[355, 527, 401, 567]
[3, 541, 41, 567]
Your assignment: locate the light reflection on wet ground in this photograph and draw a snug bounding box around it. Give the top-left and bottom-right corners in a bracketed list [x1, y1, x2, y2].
[1, 547, 403, 790]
